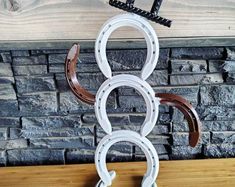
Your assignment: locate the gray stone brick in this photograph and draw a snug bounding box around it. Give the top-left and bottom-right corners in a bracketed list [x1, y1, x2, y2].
[0, 51, 12, 63]
[53, 63, 99, 73]
[0, 128, 8, 140]
[31, 49, 68, 55]
[226, 47, 235, 60]
[171, 145, 202, 159]
[155, 86, 199, 105]
[0, 77, 15, 84]
[172, 109, 185, 123]
[11, 50, 30, 57]
[118, 95, 145, 113]
[0, 139, 27, 149]
[7, 149, 65, 166]
[227, 72, 235, 83]
[107, 49, 147, 71]
[59, 92, 94, 113]
[173, 120, 211, 132]
[211, 132, 235, 144]
[13, 65, 47, 75]
[209, 60, 224, 72]
[48, 54, 67, 64]
[196, 106, 235, 121]
[200, 85, 235, 106]
[79, 53, 96, 63]
[107, 49, 169, 70]
[170, 73, 224, 85]
[49, 64, 64, 73]
[135, 144, 170, 155]
[204, 144, 235, 158]
[13, 55, 47, 65]
[15, 76, 56, 93]
[0, 151, 6, 166]
[0, 63, 13, 77]
[9, 128, 21, 139]
[30, 137, 94, 149]
[176, 122, 207, 134]
[66, 148, 95, 164]
[148, 135, 171, 145]
[147, 70, 168, 86]
[135, 154, 169, 161]
[22, 115, 82, 130]
[0, 84, 16, 100]
[0, 100, 18, 117]
[172, 132, 210, 146]
[171, 60, 207, 74]
[171, 48, 224, 60]
[19, 92, 57, 114]
[157, 49, 170, 69]
[150, 124, 170, 135]
[21, 126, 94, 139]
[211, 121, 235, 131]
[77, 72, 106, 91]
[222, 61, 235, 72]
[55, 73, 70, 92]
[0, 117, 20, 127]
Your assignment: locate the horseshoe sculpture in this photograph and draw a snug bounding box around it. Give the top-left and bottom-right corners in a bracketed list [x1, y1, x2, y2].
[65, 12, 201, 187]
[65, 44, 201, 147]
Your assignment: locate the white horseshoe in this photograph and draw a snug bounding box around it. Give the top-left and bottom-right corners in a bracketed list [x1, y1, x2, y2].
[95, 130, 159, 187]
[95, 74, 160, 137]
[95, 13, 159, 80]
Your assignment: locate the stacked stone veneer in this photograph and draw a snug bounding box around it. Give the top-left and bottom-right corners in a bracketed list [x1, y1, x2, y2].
[0, 47, 234, 166]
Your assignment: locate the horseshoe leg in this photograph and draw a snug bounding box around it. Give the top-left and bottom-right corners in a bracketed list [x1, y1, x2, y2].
[156, 93, 201, 147]
[65, 43, 95, 105]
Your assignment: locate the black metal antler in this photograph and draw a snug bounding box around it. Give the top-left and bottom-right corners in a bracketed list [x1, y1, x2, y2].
[109, 0, 172, 27]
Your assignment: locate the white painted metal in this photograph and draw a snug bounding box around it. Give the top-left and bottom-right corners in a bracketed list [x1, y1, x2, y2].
[95, 13, 159, 80]
[95, 74, 160, 137]
[95, 130, 159, 187]
[94, 13, 160, 187]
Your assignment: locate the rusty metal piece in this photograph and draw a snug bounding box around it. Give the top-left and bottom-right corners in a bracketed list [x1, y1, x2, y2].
[156, 93, 201, 147]
[109, 0, 172, 27]
[65, 43, 95, 105]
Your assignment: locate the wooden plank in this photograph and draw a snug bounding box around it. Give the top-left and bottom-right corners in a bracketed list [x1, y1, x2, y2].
[0, 0, 235, 48]
[0, 159, 234, 187]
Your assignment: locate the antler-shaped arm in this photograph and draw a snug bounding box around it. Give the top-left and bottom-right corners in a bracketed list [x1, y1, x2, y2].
[65, 44, 95, 105]
[156, 93, 201, 147]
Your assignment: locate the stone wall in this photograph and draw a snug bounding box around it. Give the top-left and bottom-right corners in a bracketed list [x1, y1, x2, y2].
[0, 46, 234, 166]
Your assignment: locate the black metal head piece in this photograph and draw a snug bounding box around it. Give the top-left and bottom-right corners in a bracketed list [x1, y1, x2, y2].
[109, 0, 172, 27]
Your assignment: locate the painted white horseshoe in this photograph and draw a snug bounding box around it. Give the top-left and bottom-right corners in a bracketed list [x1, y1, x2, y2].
[95, 130, 159, 187]
[95, 13, 159, 80]
[95, 74, 160, 137]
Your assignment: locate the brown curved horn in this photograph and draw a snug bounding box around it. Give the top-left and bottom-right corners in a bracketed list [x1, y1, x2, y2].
[65, 44, 95, 105]
[156, 93, 201, 147]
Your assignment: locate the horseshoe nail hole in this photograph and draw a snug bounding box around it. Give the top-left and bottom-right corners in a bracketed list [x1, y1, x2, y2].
[153, 51, 156, 54]
[99, 40, 101, 43]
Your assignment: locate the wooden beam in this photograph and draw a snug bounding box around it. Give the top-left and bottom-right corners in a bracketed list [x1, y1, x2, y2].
[0, 159, 234, 187]
[0, 0, 235, 48]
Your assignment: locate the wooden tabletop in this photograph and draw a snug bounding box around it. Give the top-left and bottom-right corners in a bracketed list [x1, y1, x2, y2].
[0, 158, 234, 187]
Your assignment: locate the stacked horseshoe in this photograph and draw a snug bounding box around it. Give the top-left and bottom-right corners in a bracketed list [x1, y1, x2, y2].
[65, 13, 201, 187]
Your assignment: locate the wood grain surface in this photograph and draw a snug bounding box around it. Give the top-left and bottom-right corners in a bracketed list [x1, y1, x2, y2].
[0, 159, 234, 187]
[0, 0, 235, 48]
